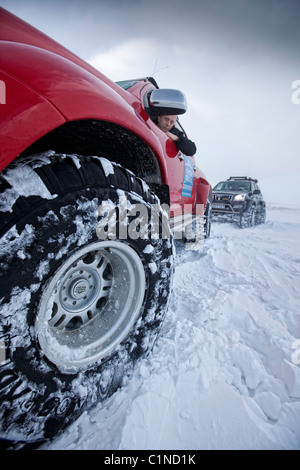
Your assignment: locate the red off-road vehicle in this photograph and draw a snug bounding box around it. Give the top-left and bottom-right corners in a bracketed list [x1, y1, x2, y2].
[0, 8, 211, 447]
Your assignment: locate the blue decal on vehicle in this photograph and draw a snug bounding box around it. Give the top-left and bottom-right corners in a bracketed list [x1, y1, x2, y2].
[182, 155, 194, 197]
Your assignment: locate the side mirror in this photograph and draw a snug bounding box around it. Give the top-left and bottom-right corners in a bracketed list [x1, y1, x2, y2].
[145, 88, 187, 118]
[253, 189, 260, 195]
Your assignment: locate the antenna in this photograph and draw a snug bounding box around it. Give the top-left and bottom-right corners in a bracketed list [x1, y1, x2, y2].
[152, 59, 169, 76]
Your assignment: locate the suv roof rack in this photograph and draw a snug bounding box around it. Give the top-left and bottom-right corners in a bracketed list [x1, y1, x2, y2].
[228, 176, 258, 183]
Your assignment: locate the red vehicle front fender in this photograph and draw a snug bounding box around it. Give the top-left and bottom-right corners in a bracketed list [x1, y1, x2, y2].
[0, 41, 167, 176]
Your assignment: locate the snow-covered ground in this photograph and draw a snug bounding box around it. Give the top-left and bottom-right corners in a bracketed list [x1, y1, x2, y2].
[44, 204, 300, 450]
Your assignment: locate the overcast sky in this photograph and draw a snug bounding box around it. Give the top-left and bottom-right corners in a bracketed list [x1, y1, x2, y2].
[2, 0, 300, 204]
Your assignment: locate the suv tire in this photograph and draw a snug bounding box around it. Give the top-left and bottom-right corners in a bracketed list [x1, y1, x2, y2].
[239, 204, 256, 228]
[0, 154, 173, 448]
[255, 205, 266, 225]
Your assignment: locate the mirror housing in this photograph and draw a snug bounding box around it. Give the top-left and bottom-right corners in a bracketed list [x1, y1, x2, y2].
[145, 88, 187, 118]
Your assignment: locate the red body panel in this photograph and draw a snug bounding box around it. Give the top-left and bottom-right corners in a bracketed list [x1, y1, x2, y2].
[0, 7, 210, 212]
[0, 68, 65, 164]
[0, 40, 167, 176]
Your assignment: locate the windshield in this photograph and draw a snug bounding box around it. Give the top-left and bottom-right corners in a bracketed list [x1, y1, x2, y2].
[116, 80, 139, 90]
[214, 181, 251, 191]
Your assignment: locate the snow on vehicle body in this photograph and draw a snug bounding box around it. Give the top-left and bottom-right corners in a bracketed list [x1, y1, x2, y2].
[0, 8, 211, 448]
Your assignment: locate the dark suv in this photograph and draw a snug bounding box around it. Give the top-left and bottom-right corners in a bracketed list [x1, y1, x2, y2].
[212, 176, 266, 228]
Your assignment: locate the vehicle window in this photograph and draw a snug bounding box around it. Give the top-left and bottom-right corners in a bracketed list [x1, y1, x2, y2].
[214, 181, 251, 191]
[213, 182, 230, 190]
[116, 80, 139, 90]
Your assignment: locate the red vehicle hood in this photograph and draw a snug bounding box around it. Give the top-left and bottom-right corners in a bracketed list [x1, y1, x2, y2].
[0, 7, 130, 102]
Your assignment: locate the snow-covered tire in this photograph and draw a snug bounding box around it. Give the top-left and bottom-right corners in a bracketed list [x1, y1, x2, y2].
[0, 153, 173, 449]
[204, 201, 212, 238]
[239, 204, 256, 228]
[254, 205, 266, 225]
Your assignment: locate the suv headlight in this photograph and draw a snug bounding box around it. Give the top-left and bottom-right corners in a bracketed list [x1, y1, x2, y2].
[233, 194, 246, 201]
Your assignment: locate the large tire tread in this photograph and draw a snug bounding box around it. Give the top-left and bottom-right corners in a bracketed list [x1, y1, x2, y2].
[0, 153, 173, 448]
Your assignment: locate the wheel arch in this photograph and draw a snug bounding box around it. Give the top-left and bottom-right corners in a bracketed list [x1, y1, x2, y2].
[245, 198, 256, 210]
[18, 119, 168, 194]
[0, 41, 168, 187]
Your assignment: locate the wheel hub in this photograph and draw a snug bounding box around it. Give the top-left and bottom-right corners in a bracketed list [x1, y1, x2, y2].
[72, 280, 89, 298]
[36, 241, 146, 372]
[59, 266, 101, 315]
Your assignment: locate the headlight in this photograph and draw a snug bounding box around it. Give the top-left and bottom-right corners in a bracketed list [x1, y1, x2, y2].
[233, 194, 246, 201]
